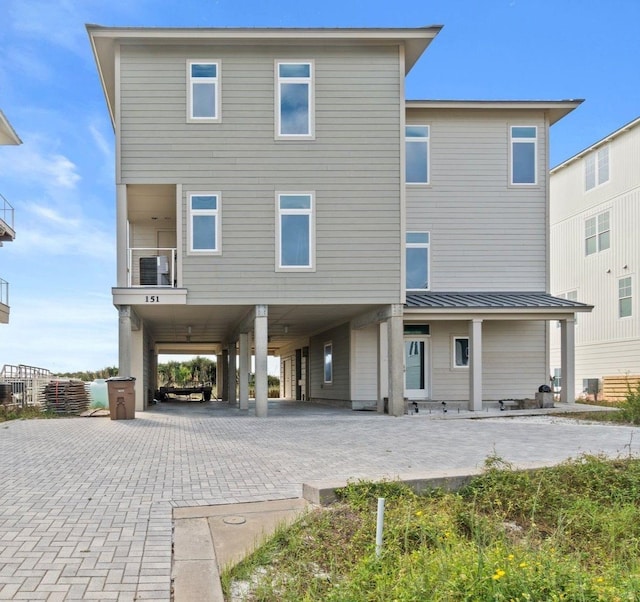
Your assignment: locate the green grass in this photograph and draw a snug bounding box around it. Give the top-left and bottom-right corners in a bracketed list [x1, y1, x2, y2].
[222, 455, 640, 601]
[0, 405, 58, 422]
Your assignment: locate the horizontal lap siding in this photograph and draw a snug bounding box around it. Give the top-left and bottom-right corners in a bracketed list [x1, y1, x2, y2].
[120, 44, 402, 305]
[309, 323, 350, 403]
[406, 110, 548, 291]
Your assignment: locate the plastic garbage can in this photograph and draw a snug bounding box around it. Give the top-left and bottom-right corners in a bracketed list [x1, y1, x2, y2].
[106, 377, 136, 420]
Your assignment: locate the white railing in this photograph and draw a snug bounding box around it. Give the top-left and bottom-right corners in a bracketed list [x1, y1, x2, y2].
[1, 364, 52, 379]
[128, 247, 177, 287]
[0, 278, 7, 307]
[0, 194, 14, 233]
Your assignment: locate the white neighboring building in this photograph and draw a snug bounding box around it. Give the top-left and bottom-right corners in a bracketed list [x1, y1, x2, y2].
[550, 116, 640, 398]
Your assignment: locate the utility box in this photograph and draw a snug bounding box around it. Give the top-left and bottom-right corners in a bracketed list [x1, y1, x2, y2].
[107, 377, 136, 420]
[535, 391, 554, 408]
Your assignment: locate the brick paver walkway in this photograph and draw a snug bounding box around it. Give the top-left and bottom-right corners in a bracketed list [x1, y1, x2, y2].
[1, 401, 638, 600]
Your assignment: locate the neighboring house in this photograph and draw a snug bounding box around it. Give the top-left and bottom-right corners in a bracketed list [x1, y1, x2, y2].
[0, 110, 21, 324]
[87, 25, 590, 416]
[550, 116, 640, 399]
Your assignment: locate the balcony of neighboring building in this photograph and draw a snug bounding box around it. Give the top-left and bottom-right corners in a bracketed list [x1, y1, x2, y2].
[0, 194, 15, 242]
[0, 277, 9, 323]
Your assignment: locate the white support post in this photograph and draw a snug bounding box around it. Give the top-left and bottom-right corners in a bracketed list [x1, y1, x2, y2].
[116, 184, 128, 288]
[118, 306, 133, 378]
[560, 317, 576, 404]
[239, 332, 249, 410]
[216, 353, 223, 399]
[228, 342, 237, 406]
[387, 304, 405, 417]
[221, 349, 229, 401]
[254, 305, 269, 418]
[469, 319, 483, 412]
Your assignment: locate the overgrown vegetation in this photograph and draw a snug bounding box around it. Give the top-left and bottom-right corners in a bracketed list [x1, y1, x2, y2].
[54, 366, 119, 381]
[223, 455, 640, 601]
[0, 404, 57, 422]
[618, 381, 640, 425]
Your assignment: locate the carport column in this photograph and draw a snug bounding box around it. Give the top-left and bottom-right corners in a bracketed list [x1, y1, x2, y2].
[469, 319, 483, 411]
[239, 332, 249, 410]
[228, 342, 237, 406]
[116, 185, 128, 287]
[221, 349, 229, 402]
[216, 353, 224, 399]
[387, 304, 405, 417]
[254, 305, 268, 418]
[560, 317, 576, 404]
[118, 306, 133, 378]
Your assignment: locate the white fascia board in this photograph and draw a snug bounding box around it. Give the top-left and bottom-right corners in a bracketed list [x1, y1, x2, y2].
[0, 111, 22, 145]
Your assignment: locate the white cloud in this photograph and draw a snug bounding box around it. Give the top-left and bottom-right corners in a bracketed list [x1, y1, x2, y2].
[89, 123, 114, 163]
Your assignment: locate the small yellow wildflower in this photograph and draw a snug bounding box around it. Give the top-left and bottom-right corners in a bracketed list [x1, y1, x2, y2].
[415, 510, 423, 517]
[596, 577, 604, 583]
[507, 554, 514, 561]
[492, 569, 506, 580]
[444, 531, 451, 538]
[519, 562, 527, 568]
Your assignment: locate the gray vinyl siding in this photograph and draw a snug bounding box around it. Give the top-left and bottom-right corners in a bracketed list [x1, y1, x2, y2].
[119, 44, 402, 305]
[406, 109, 548, 291]
[351, 324, 379, 402]
[309, 322, 350, 404]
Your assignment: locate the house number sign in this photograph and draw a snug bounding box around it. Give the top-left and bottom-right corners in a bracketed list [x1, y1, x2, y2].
[145, 295, 160, 303]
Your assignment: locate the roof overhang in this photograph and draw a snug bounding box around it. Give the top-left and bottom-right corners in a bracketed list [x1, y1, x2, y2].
[406, 99, 584, 126]
[87, 24, 443, 127]
[0, 111, 21, 145]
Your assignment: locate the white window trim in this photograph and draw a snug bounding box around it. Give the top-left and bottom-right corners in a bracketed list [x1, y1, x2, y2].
[188, 192, 221, 255]
[275, 192, 316, 272]
[405, 125, 430, 186]
[275, 60, 315, 140]
[509, 125, 538, 186]
[618, 275, 633, 319]
[585, 210, 610, 256]
[585, 144, 610, 191]
[186, 60, 221, 123]
[323, 341, 333, 384]
[452, 336, 469, 369]
[405, 231, 430, 292]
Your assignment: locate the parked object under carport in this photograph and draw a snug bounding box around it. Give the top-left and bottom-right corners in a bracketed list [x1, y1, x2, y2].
[107, 377, 136, 420]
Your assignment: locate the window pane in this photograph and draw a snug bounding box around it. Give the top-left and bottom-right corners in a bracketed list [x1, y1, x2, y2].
[192, 83, 216, 118]
[191, 63, 217, 78]
[585, 154, 596, 190]
[406, 140, 428, 183]
[455, 338, 469, 367]
[619, 277, 632, 296]
[281, 214, 310, 266]
[280, 83, 309, 135]
[406, 246, 428, 289]
[279, 195, 311, 210]
[324, 344, 332, 382]
[512, 126, 536, 138]
[620, 297, 632, 318]
[406, 125, 428, 138]
[405, 340, 425, 389]
[598, 211, 610, 232]
[404, 324, 430, 335]
[406, 232, 429, 244]
[597, 146, 609, 184]
[191, 195, 217, 210]
[598, 230, 610, 251]
[193, 215, 216, 250]
[585, 217, 597, 238]
[585, 236, 597, 255]
[279, 63, 310, 78]
[512, 141, 535, 183]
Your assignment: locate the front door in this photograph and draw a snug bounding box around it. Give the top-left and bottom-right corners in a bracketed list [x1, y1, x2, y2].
[404, 336, 430, 399]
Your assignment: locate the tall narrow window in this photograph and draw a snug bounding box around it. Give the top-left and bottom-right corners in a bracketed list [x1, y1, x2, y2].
[189, 194, 220, 253]
[453, 337, 470, 368]
[510, 126, 537, 185]
[406, 232, 430, 291]
[276, 62, 313, 138]
[323, 342, 333, 384]
[585, 145, 610, 191]
[277, 193, 314, 270]
[187, 61, 220, 121]
[619, 277, 632, 318]
[585, 211, 610, 255]
[406, 125, 429, 184]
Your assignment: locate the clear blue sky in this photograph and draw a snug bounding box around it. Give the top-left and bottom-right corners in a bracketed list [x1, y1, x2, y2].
[0, 0, 638, 373]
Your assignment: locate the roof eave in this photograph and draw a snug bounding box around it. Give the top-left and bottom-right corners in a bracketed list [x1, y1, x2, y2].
[0, 111, 22, 145]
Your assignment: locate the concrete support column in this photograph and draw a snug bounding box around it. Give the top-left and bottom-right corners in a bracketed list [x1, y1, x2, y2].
[560, 317, 576, 404]
[216, 354, 223, 399]
[116, 184, 128, 287]
[238, 332, 249, 410]
[254, 305, 269, 417]
[469, 319, 483, 411]
[228, 342, 237, 406]
[387, 304, 405, 417]
[118, 306, 133, 378]
[376, 322, 385, 413]
[221, 349, 229, 402]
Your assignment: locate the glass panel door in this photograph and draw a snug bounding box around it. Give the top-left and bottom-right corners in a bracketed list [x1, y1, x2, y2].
[404, 336, 430, 399]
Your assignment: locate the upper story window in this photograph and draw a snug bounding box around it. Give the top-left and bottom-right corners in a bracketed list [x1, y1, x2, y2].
[276, 62, 314, 139]
[406, 232, 430, 291]
[619, 276, 632, 318]
[510, 126, 537, 185]
[585, 211, 610, 255]
[187, 61, 220, 122]
[585, 145, 609, 191]
[276, 193, 314, 270]
[189, 193, 220, 253]
[406, 125, 430, 184]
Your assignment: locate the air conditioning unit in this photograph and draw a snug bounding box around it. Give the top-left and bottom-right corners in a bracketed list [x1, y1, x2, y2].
[140, 256, 170, 286]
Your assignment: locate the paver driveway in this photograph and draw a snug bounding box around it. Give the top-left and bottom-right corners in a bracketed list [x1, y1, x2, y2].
[0, 401, 638, 600]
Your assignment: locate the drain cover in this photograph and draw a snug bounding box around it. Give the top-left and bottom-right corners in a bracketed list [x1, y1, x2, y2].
[223, 516, 247, 525]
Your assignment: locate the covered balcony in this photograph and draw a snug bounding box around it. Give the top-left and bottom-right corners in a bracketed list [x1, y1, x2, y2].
[0, 194, 15, 242]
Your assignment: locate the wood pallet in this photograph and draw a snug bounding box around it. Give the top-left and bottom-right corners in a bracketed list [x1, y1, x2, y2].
[42, 379, 90, 415]
[602, 375, 640, 403]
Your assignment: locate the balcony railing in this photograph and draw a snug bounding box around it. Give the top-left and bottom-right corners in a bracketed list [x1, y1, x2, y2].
[127, 248, 177, 287]
[0, 194, 15, 240]
[0, 278, 8, 306]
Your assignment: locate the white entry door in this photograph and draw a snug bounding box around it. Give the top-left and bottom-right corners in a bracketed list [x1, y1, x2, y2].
[404, 336, 430, 399]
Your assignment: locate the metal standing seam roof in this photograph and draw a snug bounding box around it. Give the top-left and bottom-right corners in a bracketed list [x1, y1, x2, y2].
[405, 292, 593, 310]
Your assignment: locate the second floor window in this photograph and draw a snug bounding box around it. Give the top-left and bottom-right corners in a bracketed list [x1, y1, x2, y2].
[189, 194, 220, 253]
[406, 125, 430, 184]
[585, 211, 610, 255]
[510, 126, 537, 185]
[406, 232, 430, 291]
[187, 61, 220, 121]
[585, 145, 609, 191]
[277, 193, 314, 270]
[619, 276, 632, 318]
[276, 62, 313, 138]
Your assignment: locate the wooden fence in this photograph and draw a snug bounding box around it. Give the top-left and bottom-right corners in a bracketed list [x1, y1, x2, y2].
[602, 375, 640, 403]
